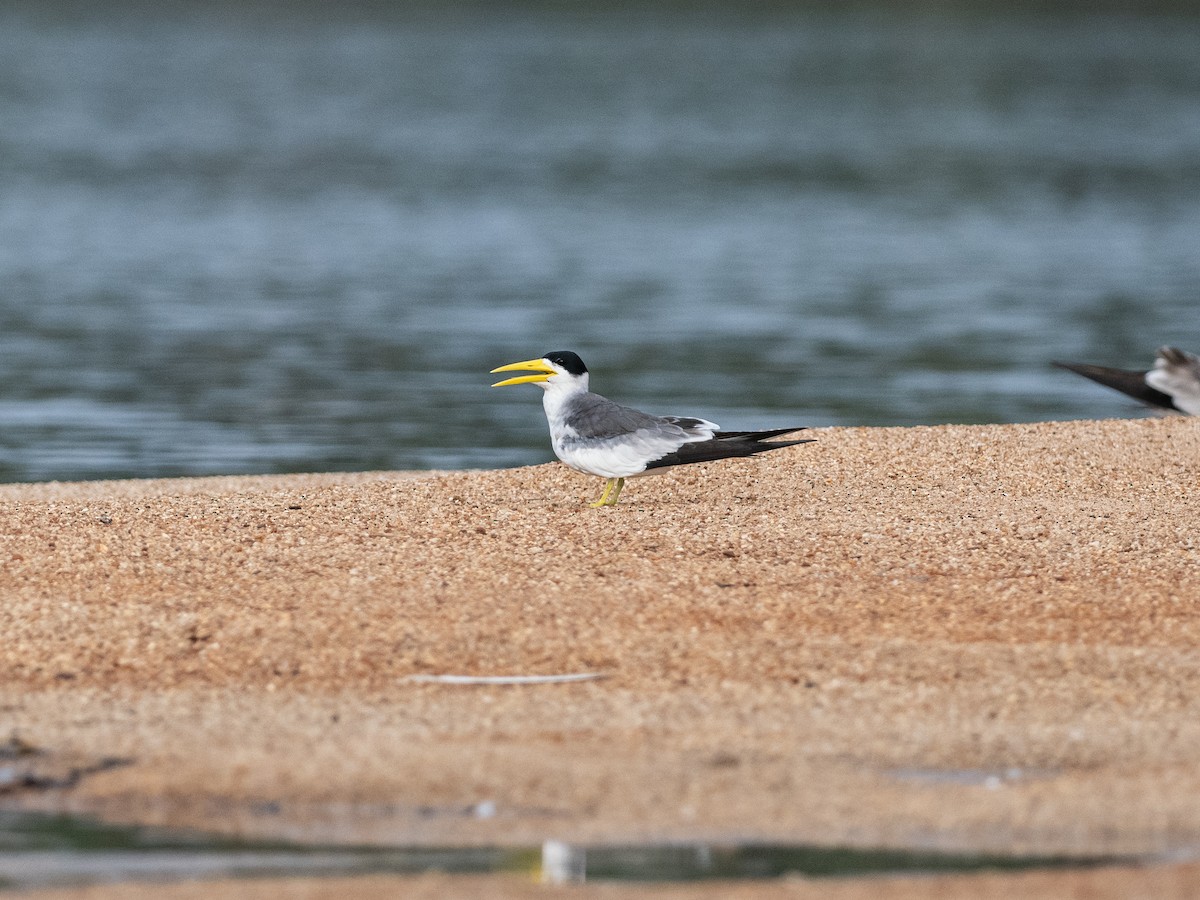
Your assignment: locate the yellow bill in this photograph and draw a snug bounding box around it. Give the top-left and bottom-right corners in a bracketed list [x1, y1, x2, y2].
[491, 358, 557, 387]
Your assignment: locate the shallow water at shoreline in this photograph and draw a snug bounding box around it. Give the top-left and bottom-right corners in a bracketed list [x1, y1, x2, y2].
[0, 810, 1129, 890]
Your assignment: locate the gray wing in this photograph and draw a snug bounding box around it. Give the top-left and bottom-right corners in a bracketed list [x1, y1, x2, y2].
[562, 393, 717, 442]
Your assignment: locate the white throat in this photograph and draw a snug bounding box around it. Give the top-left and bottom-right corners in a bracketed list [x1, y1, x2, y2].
[539, 372, 589, 431]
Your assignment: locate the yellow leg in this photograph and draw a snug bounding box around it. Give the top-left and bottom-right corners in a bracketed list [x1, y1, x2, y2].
[589, 478, 616, 508]
[589, 477, 626, 508]
[606, 477, 626, 506]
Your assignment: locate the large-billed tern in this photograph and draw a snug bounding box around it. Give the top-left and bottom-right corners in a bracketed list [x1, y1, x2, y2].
[491, 350, 812, 507]
[1054, 346, 1200, 416]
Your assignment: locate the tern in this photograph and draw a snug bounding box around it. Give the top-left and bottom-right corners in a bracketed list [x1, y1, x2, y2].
[491, 350, 812, 507]
[1053, 346, 1200, 416]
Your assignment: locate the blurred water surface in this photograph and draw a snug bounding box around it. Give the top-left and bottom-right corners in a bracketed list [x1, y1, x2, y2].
[1, 1, 1198, 481]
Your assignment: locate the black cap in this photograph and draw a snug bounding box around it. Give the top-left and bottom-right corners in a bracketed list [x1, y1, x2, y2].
[543, 350, 588, 376]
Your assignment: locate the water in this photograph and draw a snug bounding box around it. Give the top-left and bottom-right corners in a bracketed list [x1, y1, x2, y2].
[1, 1, 1198, 482]
[0, 811, 1124, 890]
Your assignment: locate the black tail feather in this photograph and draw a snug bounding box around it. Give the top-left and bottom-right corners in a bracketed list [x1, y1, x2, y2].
[644, 429, 813, 471]
[1052, 361, 1178, 412]
[714, 427, 807, 441]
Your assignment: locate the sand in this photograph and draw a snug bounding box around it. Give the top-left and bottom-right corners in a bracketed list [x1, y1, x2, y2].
[2, 417, 1200, 897]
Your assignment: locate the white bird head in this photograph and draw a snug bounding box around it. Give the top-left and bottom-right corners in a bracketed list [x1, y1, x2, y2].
[491, 350, 590, 393]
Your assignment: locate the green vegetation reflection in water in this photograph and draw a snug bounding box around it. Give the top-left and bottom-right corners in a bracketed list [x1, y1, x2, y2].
[0, 811, 1128, 890]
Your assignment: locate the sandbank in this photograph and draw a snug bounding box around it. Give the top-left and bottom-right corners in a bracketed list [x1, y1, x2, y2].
[2, 417, 1199, 897]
